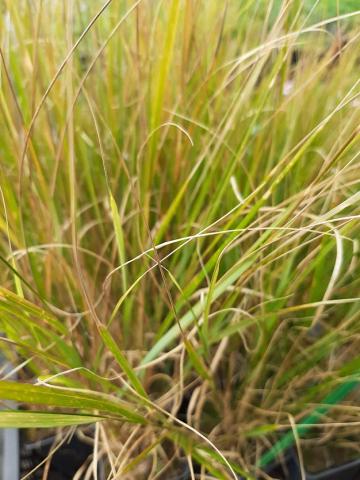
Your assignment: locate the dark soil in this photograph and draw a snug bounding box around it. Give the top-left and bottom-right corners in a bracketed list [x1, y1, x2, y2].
[20, 431, 99, 480]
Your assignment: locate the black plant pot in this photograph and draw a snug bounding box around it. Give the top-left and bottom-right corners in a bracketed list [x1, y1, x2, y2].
[263, 449, 360, 480]
[174, 449, 360, 480]
[20, 432, 104, 480]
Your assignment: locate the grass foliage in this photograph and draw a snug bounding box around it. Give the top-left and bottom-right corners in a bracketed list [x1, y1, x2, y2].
[0, 0, 360, 478]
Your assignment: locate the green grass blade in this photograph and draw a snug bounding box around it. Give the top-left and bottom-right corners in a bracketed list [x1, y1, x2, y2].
[0, 411, 102, 428]
[0, 381, 147, 424]
[98, 324, 148, 399]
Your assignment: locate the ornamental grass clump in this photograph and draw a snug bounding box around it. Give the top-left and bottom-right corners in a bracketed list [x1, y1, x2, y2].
[0, 1, 359, 478]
